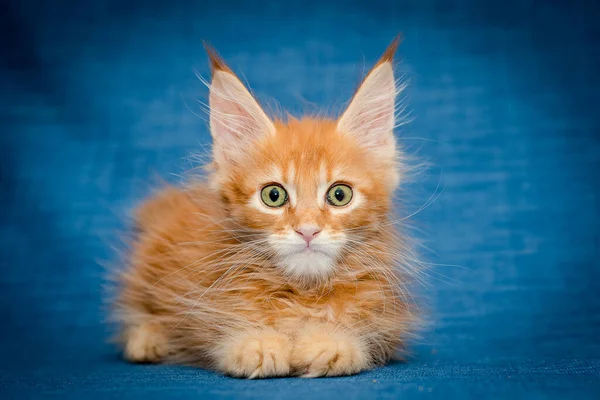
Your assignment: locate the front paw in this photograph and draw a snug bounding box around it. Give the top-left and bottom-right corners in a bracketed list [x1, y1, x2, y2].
[291, 328, 369, 378]
[219, 329, 291, 379]
[123, 323, 168, 363]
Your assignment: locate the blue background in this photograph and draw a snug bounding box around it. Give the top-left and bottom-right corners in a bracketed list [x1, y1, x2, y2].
[1, 0, 599, 398]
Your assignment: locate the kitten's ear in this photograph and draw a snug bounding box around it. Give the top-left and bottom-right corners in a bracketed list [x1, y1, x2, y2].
[204, 43, 276, 166]
[337, 36, 401, 158]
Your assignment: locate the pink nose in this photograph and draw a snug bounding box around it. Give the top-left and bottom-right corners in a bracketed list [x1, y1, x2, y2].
[295, 226, 322, 245]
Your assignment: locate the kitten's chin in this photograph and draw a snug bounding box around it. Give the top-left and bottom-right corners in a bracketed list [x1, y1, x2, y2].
[277, 250, 336, 283]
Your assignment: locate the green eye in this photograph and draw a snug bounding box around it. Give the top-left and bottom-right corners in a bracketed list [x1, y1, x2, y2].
[261, 185, 288, 207]
[326, 184, 353, 207]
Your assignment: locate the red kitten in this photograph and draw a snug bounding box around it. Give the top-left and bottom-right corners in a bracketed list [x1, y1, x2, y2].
[114, 37, 417, 378]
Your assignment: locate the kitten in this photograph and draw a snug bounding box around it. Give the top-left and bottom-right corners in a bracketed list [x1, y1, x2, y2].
[114, 37, 417, 378]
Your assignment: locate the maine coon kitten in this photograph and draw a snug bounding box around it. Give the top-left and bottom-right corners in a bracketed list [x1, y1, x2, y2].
[114, 37, 417, 378]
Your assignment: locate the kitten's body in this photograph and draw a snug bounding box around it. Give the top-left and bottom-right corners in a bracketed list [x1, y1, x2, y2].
[115, 39, 416, 378]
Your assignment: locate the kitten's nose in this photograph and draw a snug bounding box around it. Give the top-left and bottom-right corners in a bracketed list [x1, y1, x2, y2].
[295, 226, 322, 245]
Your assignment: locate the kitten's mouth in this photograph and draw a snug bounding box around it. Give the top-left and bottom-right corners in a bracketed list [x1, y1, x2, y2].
[300, 246, 323, 254]
[285, 245, 327, 258]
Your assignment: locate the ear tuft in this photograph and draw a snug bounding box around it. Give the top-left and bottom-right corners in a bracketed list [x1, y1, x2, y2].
[203, 41, 233, 76]
[377, 34, 402, 65]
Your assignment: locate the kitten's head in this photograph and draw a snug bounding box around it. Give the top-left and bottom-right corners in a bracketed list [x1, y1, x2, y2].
[206, 38, 402, 283]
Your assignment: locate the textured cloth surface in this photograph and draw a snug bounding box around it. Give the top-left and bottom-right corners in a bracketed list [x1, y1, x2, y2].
[1, 0, 599, 398]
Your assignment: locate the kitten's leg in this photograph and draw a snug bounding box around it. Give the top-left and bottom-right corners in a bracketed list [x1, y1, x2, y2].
[214, 328, 291, 378]
[123, 323, 169, 363]
[291, 324, 370, 377]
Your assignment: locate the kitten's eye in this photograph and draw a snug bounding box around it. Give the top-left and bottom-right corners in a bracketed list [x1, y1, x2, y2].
[261, 184, 288, 208]
[326, 184, 353, 207]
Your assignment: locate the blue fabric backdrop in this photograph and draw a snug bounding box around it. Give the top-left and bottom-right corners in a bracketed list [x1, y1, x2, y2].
[1, 0, 599, 398]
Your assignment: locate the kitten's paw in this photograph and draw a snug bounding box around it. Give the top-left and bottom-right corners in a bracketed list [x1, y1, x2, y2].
[291, 328, 369, 378]
[124, 323, 168, 363]
[220, 330, 291, 379]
